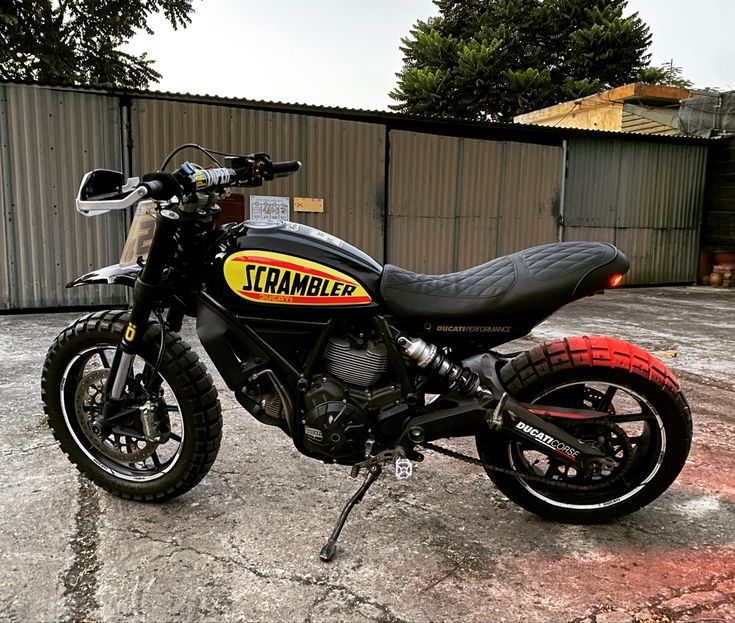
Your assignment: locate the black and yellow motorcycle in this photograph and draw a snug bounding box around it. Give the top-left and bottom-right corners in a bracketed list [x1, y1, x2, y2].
[41, 145, 692, 561]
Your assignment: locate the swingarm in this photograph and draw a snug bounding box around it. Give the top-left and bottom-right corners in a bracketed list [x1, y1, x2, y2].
[394, 351, 613, 474]
[478, 351, 613, 472]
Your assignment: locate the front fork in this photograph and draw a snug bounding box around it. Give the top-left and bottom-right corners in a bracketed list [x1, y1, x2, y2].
[101, 211, 180, 421]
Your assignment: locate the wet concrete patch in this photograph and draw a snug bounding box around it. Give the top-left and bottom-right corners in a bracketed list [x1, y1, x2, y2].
[62, 475, 102, 622]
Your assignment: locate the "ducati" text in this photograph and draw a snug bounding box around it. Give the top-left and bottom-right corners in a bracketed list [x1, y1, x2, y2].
[515, 421, 580, 459]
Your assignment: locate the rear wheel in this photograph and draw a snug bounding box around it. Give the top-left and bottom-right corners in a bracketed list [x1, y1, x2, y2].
[41, 310, 222, 501]
[476, 336, 692, 522]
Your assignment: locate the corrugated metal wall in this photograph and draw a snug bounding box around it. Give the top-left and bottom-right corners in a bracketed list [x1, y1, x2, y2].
[0, 84, 711, 309]
[133, 99, 386, 262]
[387, 132, 460, 273]
[0, 90, 10, 306]
[387, 131, 561, 273]
[301, 116, 385, 261]
[0, 84, 129, 309]
[702, 135, 735, 252]
[564, 136, 708, 283]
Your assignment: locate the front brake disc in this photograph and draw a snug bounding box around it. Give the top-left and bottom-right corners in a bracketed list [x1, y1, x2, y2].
[74, 368, 156, 462]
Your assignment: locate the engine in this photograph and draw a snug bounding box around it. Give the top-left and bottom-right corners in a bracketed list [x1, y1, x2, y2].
[302, 334, 402, 463]
[323, 335, 388, 387]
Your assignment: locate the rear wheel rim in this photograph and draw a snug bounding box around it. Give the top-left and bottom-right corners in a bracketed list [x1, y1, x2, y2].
[508, 381, 666, 510]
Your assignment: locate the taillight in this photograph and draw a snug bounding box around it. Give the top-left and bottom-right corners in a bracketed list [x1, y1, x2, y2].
[610, 274, 624, 288]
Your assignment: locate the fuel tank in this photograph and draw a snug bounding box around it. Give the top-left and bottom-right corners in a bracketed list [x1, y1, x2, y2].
[205, 220, 384, 318]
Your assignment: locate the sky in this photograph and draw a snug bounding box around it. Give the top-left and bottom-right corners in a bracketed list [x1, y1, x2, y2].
[124, 0, 735, 111]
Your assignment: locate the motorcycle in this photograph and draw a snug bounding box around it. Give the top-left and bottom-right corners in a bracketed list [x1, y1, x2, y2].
[41, 144, 693, 561]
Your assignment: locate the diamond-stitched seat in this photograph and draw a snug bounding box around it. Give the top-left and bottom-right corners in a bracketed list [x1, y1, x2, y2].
[379, 241, 629, 318]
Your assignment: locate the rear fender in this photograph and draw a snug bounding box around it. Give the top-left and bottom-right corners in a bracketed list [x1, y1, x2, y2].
[66, 264, 140, 289]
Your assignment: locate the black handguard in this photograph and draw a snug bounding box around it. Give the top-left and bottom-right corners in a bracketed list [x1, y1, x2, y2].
[141, 172, 183, 200]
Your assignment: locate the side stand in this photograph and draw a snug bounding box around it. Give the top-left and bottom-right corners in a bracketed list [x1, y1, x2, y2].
[319, 464, 382, 562]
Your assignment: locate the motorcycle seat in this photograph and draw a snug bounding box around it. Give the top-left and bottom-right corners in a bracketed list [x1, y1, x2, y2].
[379, 241, 629, 319]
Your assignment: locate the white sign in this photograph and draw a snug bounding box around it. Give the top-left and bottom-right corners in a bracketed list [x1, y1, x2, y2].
[249, 195, 290, 222]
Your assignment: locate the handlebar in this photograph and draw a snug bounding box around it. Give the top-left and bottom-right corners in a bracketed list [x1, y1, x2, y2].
[272, 160, 301, 177]
[173, 155, 302, 194]
[75, 150, 302, 216]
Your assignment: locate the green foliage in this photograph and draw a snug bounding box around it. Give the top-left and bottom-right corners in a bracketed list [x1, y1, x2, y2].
[637, 62, 694, 89]
[0, 0, 194, 89]
[390, 0, 660, 120]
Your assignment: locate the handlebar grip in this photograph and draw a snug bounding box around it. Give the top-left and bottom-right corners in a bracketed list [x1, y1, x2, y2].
[271, 160, 302, 177]
[141, 180, 165, 198]
[141, 172, 182, 200]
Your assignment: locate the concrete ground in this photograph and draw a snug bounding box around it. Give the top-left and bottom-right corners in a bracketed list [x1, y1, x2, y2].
[0, 286, 733, 623]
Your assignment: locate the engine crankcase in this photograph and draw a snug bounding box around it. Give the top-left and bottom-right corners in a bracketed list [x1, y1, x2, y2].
[303, 375, 372, 462]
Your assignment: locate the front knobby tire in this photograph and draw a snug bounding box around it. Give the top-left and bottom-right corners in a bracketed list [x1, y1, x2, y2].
[476, 336, 692, 523]
[41, 309, 222, 501]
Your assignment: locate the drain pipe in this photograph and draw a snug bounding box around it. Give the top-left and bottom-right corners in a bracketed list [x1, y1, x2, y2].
[119, 95, 133, 181]
[558, 138, 568, 242]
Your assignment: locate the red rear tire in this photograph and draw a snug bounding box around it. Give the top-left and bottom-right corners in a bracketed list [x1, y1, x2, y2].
[476, 336, 692, 523]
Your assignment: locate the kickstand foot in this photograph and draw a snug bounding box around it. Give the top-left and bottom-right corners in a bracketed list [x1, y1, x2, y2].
[319, 464, 382, 562]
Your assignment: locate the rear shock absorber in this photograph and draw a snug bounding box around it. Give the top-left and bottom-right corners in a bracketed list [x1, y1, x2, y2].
[397, 336, 479, 395]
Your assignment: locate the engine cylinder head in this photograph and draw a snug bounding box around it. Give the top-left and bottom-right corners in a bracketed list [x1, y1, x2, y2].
[324, 336, 388, 387]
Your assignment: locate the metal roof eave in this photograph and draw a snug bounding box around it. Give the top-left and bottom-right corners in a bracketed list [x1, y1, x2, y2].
[0, 79, 713, 147]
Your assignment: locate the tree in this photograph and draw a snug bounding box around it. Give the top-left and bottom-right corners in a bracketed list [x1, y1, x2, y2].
[638, 61, 693, 90]
[389, 0, 658, 120]
[0, 0, 194, 89]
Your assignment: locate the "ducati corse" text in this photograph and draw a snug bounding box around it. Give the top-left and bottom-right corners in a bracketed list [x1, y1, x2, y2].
[515, 421, 580, 459]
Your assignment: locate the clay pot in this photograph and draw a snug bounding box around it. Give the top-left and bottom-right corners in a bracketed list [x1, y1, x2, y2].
[710, 272, 723, 287]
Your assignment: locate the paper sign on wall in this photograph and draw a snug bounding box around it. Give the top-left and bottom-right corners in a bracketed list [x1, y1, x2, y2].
[294, 197, 325, 213]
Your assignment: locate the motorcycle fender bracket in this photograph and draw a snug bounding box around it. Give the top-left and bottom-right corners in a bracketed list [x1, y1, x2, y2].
[66, 263, 141, 289]
[466, 352, 607, 468]
[499, 394, 605, 468]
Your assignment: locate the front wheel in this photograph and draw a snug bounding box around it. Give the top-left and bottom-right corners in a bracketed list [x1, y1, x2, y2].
[476, 336, 692, 523]
[41, 309, 222, 501]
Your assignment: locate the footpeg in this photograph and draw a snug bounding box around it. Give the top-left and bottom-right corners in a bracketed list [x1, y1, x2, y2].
[395, 457, 413, 479]
[350, 448, 402, 477]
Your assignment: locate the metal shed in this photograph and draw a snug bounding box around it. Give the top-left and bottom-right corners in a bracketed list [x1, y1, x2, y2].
[563, 136, 708, 284]
[0, 84, 129, 309]
[0, 82, 711, 310]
